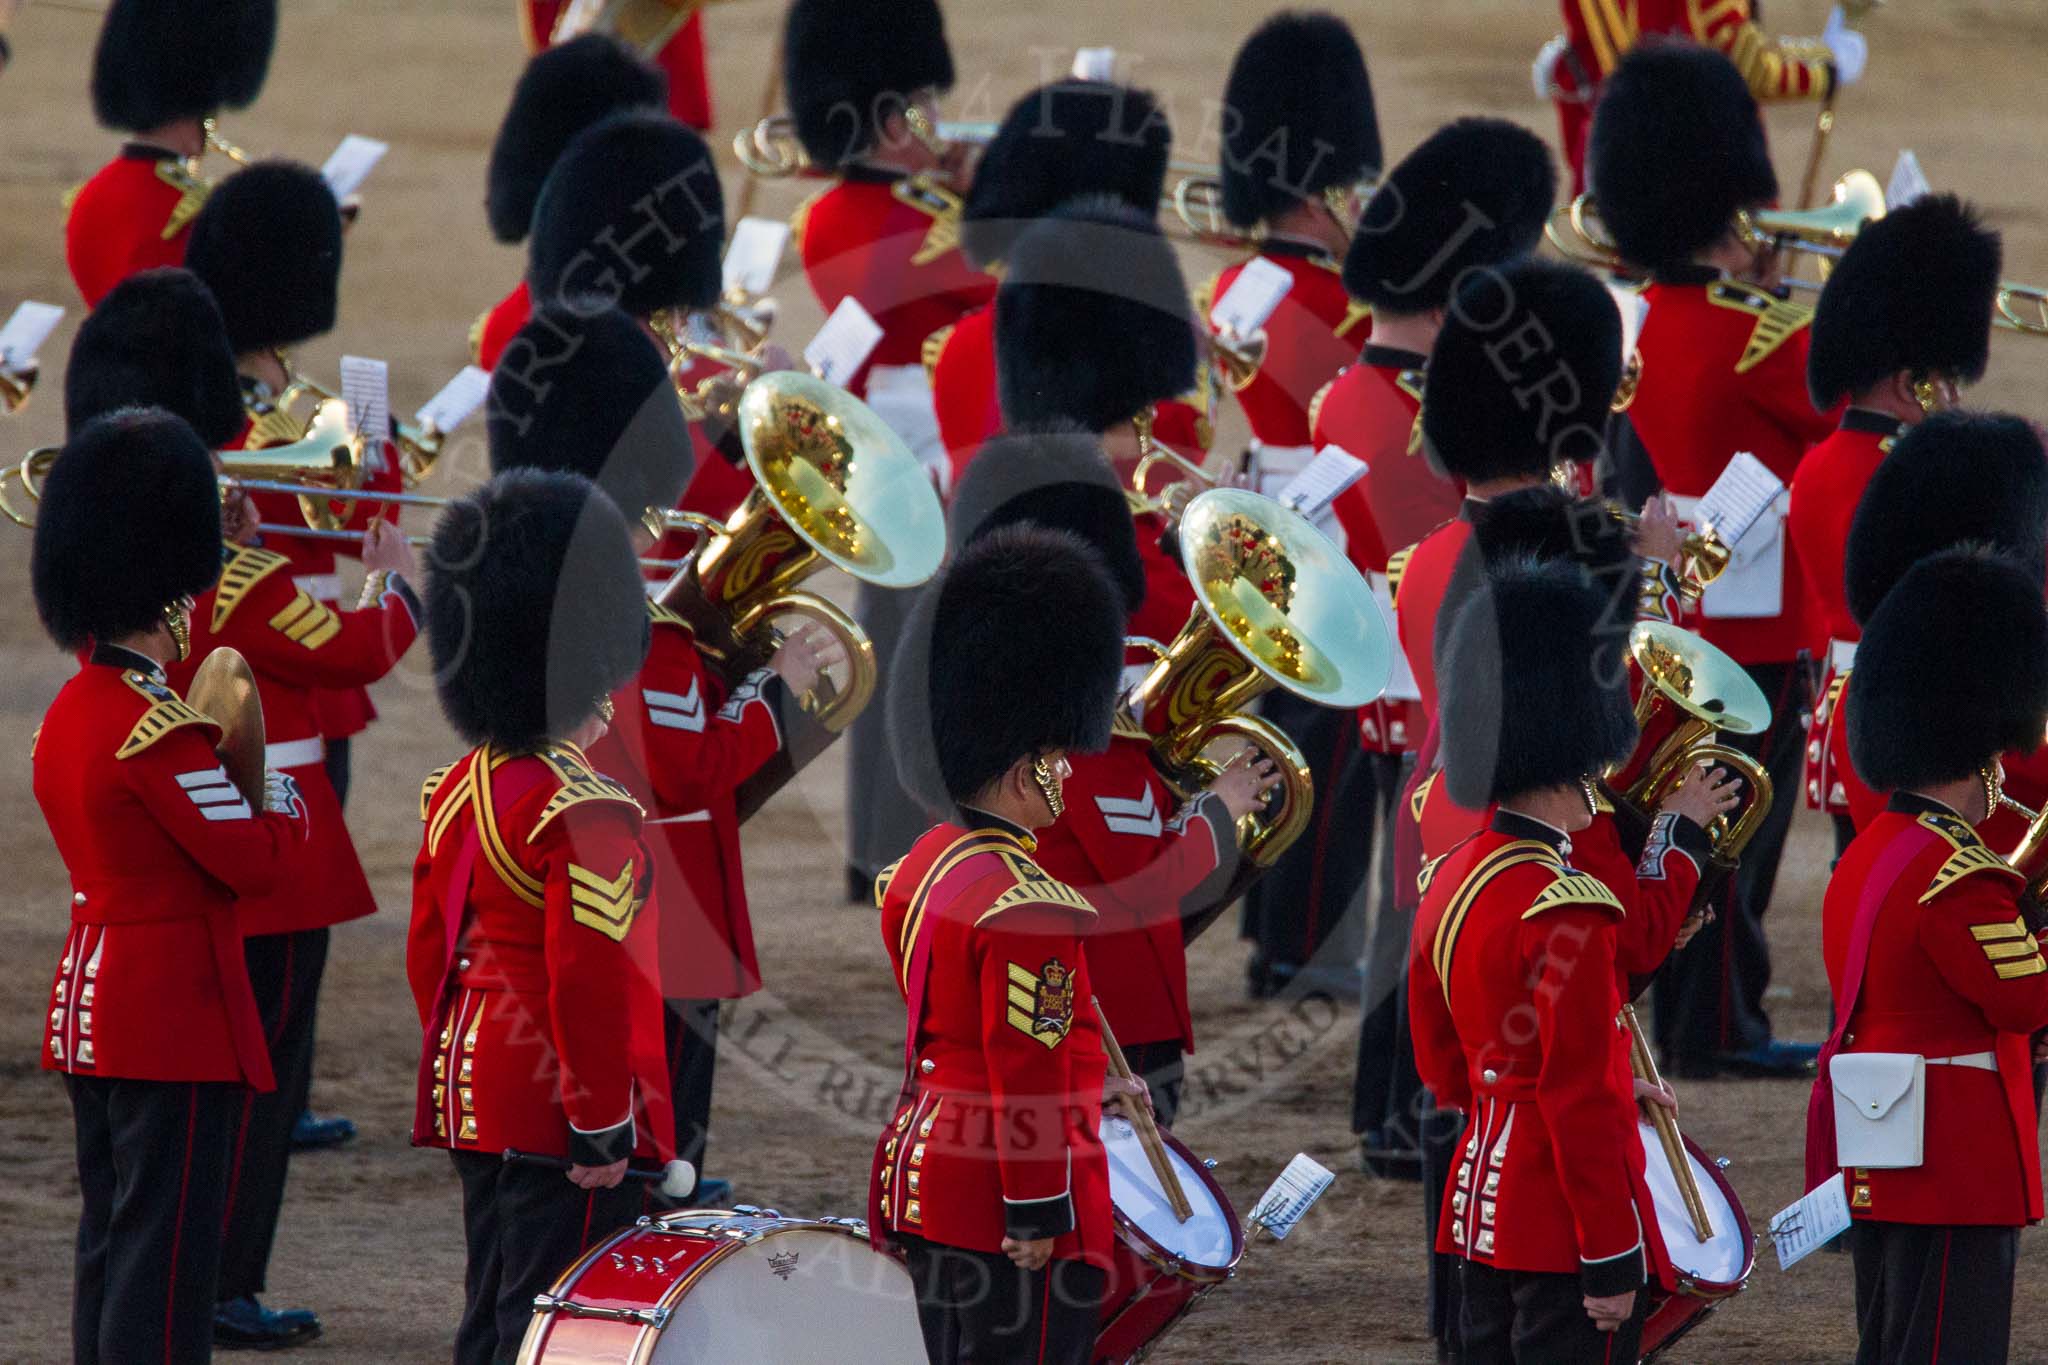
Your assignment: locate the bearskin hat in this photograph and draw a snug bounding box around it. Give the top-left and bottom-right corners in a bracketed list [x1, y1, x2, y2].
[1220, 11, 1379, 229]
[1422, 258, 1621, 483]
[889, 524, 1125, 810]
[1809, 195, 2002, 410]
[486, 303, 694, 525]
[91, 0, 275, 132]
[783, 0, 954, 168]
[426, 469, 649, 750]
[1345, 117, 1556, 315]
[527, 112, 724, 318]
[32, 409, 223, 652]
[1431, 484, 1636, 670]
[996, 197, 1197, 434]
[1848, 548, 2048, 792]
[1844, 411, 2048, 626]
[64, 268, 243, 447]
[1589, 43, 1777, 274]
[947, 426, 1145, 615]
[183, 160, 343, 353]
[1440, 555, 1639, 808]
[959, 82, 1172, 269]
[486, 35, 668, 245]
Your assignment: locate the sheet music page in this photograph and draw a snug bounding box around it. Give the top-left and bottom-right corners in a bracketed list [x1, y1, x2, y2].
[0, 301, 64, 368]
[1210, 256, 1293, 337]
[1769, 1172, 1852, 1270]
[1071, 47, 1116, 80]
[1887, 150, 1932, 209]
[321, 136, 389, 200]
[804, 298, 884, 388]
[1248, 1153, 1335, 1240]
[1275, 446, 1368, 519]
[723, 216, 791, 297]
[415, 366, 492, 434]
[340, 356, 392, 445]
[1695, 451, 1785, 549]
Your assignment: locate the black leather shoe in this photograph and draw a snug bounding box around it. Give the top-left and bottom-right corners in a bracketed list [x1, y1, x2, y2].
[214, 1296, 320, 1350]
[1717, 1039, 1820, 1078]
[290, 1109, 357, 1150]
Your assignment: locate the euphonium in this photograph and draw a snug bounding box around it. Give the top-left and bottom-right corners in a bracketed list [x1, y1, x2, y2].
[1606, 622, 1776, 903]
[655, 370, 944, 763]
[1121, 489, 1392, 870]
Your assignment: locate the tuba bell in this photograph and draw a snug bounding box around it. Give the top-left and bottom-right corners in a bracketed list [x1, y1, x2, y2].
[1605, 621, 1775, 906]
[656, 371, 945, 806]
[1122, 489, 1392, 874]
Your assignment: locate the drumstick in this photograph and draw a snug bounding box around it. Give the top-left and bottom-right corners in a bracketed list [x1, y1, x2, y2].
[1094, 999, 1194, 1224]
[1620, 1006, 1713, 1243]
[504, 1148, 698, 1201]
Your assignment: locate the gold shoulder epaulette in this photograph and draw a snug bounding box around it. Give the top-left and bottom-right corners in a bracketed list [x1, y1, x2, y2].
[1431, 838, 1558, 991]
[873, 858, 902, 908]
[1407, 764, 1437, 822]
[921, 324, 954, 381]
[419, 762, 457, 822]
[646, 598, 691, 633]
[1521, 869, 1627, 920]
[155, 159, 211, 241]
[1395, 369, 1426, 405]
[1306, 375, 1338, 437]
[1337, 297, 1373, 340]
[1917, 809, 1982, 852]
[1920, 843, 2021, 904]
[1387, 543, 1418, 603]
[1416, 848, 1449, 897]
[116, 672, 218, 760]
[1708, 281, 1813, 374]
[975, 847, 1098, 923]
[212, 543, 290, 630]
[896, 176, 966, 267]
[528, 747, 643, 839]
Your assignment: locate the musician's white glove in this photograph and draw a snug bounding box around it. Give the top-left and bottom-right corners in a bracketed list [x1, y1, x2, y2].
[1531, 35, 1570, 101]
[1823, 6, 1868, 87]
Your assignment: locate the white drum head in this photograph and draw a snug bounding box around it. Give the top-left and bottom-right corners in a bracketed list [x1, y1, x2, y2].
[1101, 1117, 1237, 1269]
[1637, 1122, 1748, 1286]
[650, 1222, 926, 1363]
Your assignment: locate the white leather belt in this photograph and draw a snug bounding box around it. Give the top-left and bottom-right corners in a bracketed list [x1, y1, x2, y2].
[294, 573, 343, 604]
[647, 811, 712, 825]
[1827, 639, 1858, 672]
[266, 737, 326, 769]
[1926, 1051, 1997, 1072]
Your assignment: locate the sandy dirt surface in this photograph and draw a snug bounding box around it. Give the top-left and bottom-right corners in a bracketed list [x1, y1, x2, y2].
[3, 2, 2048, 1361]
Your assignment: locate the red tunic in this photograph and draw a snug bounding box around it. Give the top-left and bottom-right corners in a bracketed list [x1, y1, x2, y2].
[583, 602, 783, 1001]
[167, 542, 419, 935]
[1201, 242, 1370, 450]
[1627, 274, 1839, 664]
[520, 1, 713, 130]
[408, 742, 673, 1164]
[1408, 816, 1650, 1294]
[37, 654, 304, 1088]
[64, 148, 207, 308]
[1314, 345, 1453, 754]
[1031, 740, 1234, 1052]
[1820, 799, 2048, 1225]
[1786, 410, 1901, 812]
[792, 171, 996, 398]
[869, 821, 1113, 1262]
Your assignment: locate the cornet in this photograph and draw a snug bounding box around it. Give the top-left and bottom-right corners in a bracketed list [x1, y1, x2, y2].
[1122, 488, 1392, 873]
[1605, 622, 1775, 912]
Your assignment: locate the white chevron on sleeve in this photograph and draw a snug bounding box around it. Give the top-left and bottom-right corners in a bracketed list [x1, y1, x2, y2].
[1095, 785, 1161, 837]
[645, 679, 706, 733]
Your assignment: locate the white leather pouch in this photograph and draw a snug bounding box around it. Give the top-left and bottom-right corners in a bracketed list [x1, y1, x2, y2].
[1830, 1051, 1926, 1169]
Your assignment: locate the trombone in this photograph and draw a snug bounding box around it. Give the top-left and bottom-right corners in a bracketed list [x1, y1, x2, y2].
[1547, 170, 1887, 283]
[249, 362, 448, 488]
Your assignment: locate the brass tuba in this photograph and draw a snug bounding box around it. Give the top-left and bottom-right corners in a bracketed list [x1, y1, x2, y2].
[1121, 488, 1393, 870]
[655, 371, 944, 794]
[1606, 622, 1776, 903]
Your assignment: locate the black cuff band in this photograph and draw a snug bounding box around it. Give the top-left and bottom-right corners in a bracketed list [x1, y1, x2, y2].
[1668, 811, 1715, 865]
[568, 1116, 635, 1167]
[1579, 1243, 1645, 1298]
[1003, 1192, 1075, 1242]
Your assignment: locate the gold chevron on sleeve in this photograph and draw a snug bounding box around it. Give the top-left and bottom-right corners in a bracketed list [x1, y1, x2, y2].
[568, 860, 640, 941]
[269, 591, 342, 649]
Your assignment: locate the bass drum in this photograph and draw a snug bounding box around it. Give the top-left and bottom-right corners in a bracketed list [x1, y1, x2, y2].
[517, 1208, 926, 1363]
[1638, 1122, 1756, 1360]
[1093, 1117, 1244, 1364]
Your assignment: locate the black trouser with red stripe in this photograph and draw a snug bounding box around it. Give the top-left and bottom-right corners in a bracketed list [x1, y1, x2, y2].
[896, 1233, 1107, 1365]
[663, 997, 721, 1195]
[1455, 1260, 1646, 1365]
[217, 926, 328, 1300]
[67, 1074, 239, 1365]
[1850, 1220, 2017, 1365]
[450, 1150, 644, 1365]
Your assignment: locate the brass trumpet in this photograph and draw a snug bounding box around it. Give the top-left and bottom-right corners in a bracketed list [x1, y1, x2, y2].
[1996, 792, 2048, 900]
[1607, 622, 1776, 908]
[1122, 488, 1392, 870]
[655, 371, 945, 757]
[1606, 505, 1734, 603]
[1547, 170, 1886, 281]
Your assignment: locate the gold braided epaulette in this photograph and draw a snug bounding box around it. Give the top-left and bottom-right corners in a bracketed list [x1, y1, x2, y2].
[529, 748, 643, 839]
[116, 672, 218, 759]
[975, 848, 1098, 924]
[212, 543, 291, 630]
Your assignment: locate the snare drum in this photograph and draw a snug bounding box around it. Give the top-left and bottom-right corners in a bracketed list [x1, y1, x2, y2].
[1637, 1122, 1756, 1360]
[1093, 1117, 1244, 1365]
[517, 1208, 927, 1363]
